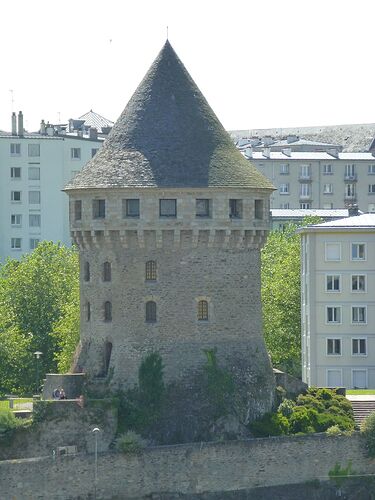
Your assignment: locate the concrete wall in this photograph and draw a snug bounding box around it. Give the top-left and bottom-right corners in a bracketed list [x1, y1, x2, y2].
[0, 434, 372, 499]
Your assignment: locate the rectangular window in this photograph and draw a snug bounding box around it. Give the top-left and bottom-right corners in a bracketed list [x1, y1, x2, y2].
[11, 191, 22, 202]
[71, 148, 81, 159]
[28, 144, 40, 157]
[160, 199, 177, 217]
[10, 143, 21, 156]
[196, 199, 210, 217]
[300, 184, 310, 196]
[300, 203, 310, 209]
[254, 199, 264, 220]
[229, 199, 242, 219]
[123, 199, 140, 218]
[29, 191, 41, 204]
[279, 202, 290, 209]
[345, 164, 355, 178]
[29, 214, 41, 227]
[352, 306, 367, 324]
[346, 183, 355, 197]
[74, 200, 82, 221]
[30, 238, 40, 250]
[300, 164, 310, 178]
[352, 338, 367, 356]
[352, 243, 366, 261]
[352, 275, 366, 292]
[323, 183, 333, 194]
[11, 214, 22, 226]
[327, 338, 341, 355]
[93, 199, 105, 218]
[325, 243, 341, 261]
[326, 275, 340, 292]
[91, 148, 98, 158]
[279, 183, 289, 194]
[327, 306, 341, 324]
[323, 164, 333, 175]
[11, 238, 22, 250]
[280, 164, 289, 175]
[368, 165, 375, 175]
[369, 184, 375, 194]
[28, 167, 40, 180]
[10, 167, 21, 179]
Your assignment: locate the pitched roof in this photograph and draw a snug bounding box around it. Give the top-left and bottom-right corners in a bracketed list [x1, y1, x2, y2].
[298, 213, 375, 233]
[77, 110, 114, 133]
[66, 41, 274, 191]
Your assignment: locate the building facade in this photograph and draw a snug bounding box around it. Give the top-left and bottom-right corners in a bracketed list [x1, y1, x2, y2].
[0, 112, 106, 261]
[299, 214, 375, 388]
[241, 151, 375, 214]
[64, 41, 275, 418]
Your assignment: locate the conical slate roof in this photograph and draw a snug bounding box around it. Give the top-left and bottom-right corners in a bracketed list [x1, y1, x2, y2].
[65, 41, 274, 190]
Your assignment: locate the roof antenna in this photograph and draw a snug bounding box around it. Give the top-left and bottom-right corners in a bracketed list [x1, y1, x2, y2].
[166, 25, 169, 40]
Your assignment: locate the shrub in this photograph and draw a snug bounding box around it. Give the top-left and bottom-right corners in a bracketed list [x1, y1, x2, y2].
[250, 412, 290, 437]
[0, 410, 18, 434]
[116, 431, 147, 454]
[361, 411, 375, 457]
[289, 406, 317, 434]
[326, 425, 342, 436]
[278, 399, 295, 417]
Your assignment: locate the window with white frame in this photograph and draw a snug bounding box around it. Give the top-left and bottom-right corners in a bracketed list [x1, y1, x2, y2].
[11, 191, 21, 202]
[323, 164, 333, 175]
[327, 306, 341, 323]
[346, 183, 355, 196]
[345, 164, 355, 177]
[28, 144, 40, 157]
[369, 184, 375, 194]
[10, 143, 21, 156]
[279, 183, 289, 194]
[368, 165, 375, 175]
[71, 147, 81, 159]
[352, 338, 367, 356]
[280, 164, 289, 175]
[326, 275, 340, 292]
[325, 242, 341, 261]
[28, 167, 40, 180]
[323, 183, 333, 194]
[327, 338, 341, 355]
[29, 214, 41, 227]
[300, 203, 310, 209]
[352, 243, 366, 261]
[29, 238, 40, 250]
[352, 306, 366, 324]
[300, 184, 310, 196]
[11, 214, 22, 226]
[300, 164, 310, 178]
[10, 167, 21, 179]
[29, 191, 41, 204]
[352, 275, 366, 292]
[11, 238, 22, 249]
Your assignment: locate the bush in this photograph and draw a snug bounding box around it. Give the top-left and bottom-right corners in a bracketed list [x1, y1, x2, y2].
[361, 411, 375, 457]
[116, 431, 146, 454]
[0, 410, 18, 434]
[326, 425, 342, 436]
[289, 406, 317, 434]
[250, 412, 290, 437]
[278, 399, 295, 417]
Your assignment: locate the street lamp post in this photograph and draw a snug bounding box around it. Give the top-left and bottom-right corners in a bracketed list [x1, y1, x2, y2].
[33, 351, 43, 394]
[92, 427, 100, 499]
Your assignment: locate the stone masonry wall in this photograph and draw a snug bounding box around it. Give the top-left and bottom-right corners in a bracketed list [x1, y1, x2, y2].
[0, 434, 372, 499]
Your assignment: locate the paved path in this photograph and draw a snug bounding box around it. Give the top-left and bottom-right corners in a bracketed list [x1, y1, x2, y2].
[346, 395, 375, 401]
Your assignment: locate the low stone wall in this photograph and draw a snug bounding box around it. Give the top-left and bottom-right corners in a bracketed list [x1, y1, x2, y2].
[0, 433, 372, 499]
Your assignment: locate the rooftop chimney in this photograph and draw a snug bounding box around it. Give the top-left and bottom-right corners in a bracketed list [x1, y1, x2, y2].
[40, 119, 46, 135]
[11, 112, 17, 135]
[89, 127, 98, 140]
[262, 147, 270, 159]
[287, 134, 299, 144]
[18, 111, 24, 136]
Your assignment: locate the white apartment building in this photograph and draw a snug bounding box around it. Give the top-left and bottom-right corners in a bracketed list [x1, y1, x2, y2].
[298, 214, 375, 388]
[242, 151, 375, 214]
[0, 111, 107, 261]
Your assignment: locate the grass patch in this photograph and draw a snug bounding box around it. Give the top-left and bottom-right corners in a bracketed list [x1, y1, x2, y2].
[0, 399, 33, 411]
[347, 390, 375, 395]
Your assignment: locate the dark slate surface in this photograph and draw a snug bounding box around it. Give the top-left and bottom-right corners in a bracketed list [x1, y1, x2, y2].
[66, 41, 274, 190]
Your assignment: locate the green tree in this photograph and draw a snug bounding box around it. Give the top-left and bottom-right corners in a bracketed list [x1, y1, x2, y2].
[261, 218, 321, 377]
[0, 242, 79, 394]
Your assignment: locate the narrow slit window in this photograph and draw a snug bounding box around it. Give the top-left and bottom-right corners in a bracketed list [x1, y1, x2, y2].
[103, 262, 112, 282]
[104, 301, 112, 321]
[146, 301, 157, 323]
[84, 261, 90, 282]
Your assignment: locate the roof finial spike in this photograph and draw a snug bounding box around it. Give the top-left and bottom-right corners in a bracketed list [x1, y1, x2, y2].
[166, 25, 168, 40]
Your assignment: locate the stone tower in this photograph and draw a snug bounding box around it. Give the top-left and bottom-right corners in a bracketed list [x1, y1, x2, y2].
[65, 41, 275, 418]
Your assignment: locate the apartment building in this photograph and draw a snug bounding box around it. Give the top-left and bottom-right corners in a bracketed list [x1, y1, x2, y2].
[298, 214, 375, 388]
[241, 151, 375, 214]
[0, 111, 107, 261]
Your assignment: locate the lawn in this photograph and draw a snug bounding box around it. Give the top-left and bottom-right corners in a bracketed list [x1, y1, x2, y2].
[0, 398, 33, 411]
[347, 389, 375, 395]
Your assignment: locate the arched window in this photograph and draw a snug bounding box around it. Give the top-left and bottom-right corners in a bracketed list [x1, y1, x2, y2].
[104, 301, 112, 321]
[197, 300, 209, 321]
[84, 261, 90, 282]
[146, 301, 157, 323]
[145, 260, 157, 281]
[103, 261, 111, 282]
[86, 302, 91, 322]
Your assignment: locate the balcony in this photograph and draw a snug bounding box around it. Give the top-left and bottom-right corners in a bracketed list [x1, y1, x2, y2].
[344, 193, 357, 201]
[299, 194, 313, 201]
[299, 174, 312, 182]
[344, 173, 357, 182]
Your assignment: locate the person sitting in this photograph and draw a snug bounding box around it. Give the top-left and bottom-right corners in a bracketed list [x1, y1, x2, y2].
[59, 388, 67, 400]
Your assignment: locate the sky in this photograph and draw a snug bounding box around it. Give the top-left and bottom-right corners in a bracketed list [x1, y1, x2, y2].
[1, 0, 374, 133]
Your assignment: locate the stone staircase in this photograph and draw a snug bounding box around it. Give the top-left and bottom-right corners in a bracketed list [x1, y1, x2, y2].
[350, 400, 375, 427]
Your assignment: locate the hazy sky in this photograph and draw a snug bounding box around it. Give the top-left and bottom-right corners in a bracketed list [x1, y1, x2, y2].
[1, 0, 374, 133]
